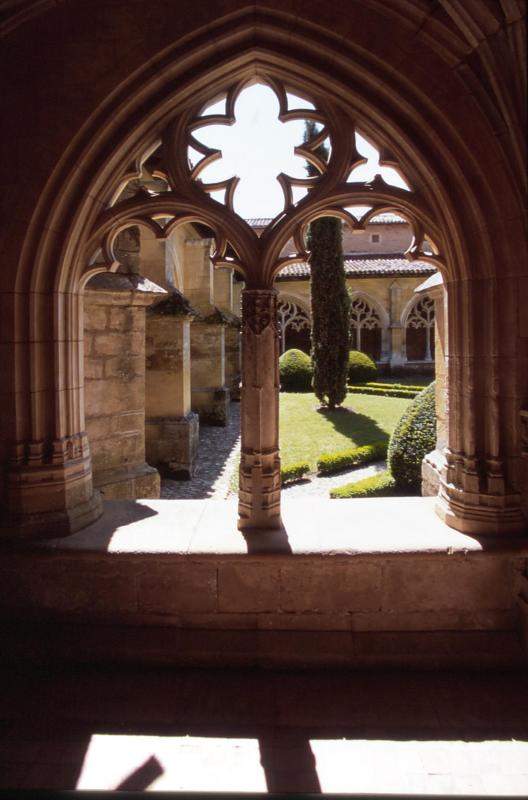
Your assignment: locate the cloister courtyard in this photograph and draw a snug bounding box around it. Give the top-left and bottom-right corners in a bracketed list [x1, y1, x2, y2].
[161, 387, 421, 501]
[0, 0, 526, 795]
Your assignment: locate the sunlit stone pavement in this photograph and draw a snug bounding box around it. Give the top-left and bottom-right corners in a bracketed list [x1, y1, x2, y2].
[1, 666, 527, 793]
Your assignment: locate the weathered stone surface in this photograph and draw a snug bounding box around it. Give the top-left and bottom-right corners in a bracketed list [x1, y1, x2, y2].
[146, 413, 199, 477]
[280, 563, 383, 612]
[192, 387, 230, 426]
[84, 288, 160, 501]
[138, 564, 217, 614]
[0, 567, 137, 614]
[383, 557, 515, 612]
[218, 563, 281, 612]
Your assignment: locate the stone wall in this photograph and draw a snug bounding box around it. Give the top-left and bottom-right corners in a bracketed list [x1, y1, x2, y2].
[191, 318, 229, 425]
[0, 496, 525, 667]
[273, 221, 413, 257]
[145, 302, 199, 477]
[83, 275, 164, 499]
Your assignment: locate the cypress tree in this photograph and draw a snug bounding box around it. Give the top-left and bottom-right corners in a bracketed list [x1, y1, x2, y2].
[305, 121, 350, 408]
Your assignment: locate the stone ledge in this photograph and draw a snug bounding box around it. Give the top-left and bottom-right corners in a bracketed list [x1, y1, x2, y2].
[0, 498, 526, 660]
[9, 496, 526, 557]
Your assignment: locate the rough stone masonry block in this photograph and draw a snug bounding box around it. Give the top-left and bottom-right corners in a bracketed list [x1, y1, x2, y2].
[84, 306, 108, 331]
[0, 566, 137, 615]
[145, 413, 199, 477]
[192, 387, 230, 426]
[383, 557, 515, 612]
[218, 562, 281, 612]
[138, 563, 217, 614]
[93, 333, 124, 356]
[280, 562, 383, 612]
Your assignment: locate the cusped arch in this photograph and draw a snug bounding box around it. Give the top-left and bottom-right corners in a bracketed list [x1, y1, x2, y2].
[5, 5, 525, 536]
[348, 290, 390, 330]
[19, 9, 504, 305]
[14, 13, 499, 453]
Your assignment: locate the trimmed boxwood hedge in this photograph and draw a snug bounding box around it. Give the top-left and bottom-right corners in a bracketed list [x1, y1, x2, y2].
[330, 470, 396, 498]
[317, 440, 387, 475]
[348, 350, 378, 383]
[348, 386, 419, 399]
[366, 382, 427, 391]
[387, 381, 436, 490]
[281, 461, 310, 484]
[279, 348, 313, 391]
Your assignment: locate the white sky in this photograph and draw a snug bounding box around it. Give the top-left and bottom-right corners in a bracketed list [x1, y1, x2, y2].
[191, 83, 408, 219]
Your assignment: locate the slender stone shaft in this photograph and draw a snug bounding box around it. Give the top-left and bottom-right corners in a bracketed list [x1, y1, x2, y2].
[238, 289, 281, 530]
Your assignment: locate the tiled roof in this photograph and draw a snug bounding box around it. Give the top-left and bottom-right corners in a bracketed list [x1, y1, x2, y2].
[246, 212, 406, 227]
[368, 212, 406, 224]
[276, 253, 436, 280]
[246, 217, 273, 227]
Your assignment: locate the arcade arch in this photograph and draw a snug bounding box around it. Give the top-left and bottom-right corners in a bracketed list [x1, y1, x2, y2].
[2, 8, 525, 538]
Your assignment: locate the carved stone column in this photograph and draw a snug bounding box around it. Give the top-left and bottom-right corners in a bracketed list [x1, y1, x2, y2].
[238, 289, 281, 531]
[435, 277, 526, 534]
[0, 290, 103, 540]
[388, 281, 405, 372]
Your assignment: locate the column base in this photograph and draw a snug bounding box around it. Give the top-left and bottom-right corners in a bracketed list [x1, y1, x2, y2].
[0, 491, 103, 541]
[145, 413, 199, 478]
[435, 489, 527, 535]
[93, 462, 160, 500]
[192, 387, 230, 426]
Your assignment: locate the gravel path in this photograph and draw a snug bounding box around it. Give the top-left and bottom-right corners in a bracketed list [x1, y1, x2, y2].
[161, 402, 386, 500]
[161, 403, 241, 500]
[281, 460, 387, 497]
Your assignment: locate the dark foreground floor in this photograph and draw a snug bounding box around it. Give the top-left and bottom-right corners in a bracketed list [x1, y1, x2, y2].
[0, 665, 527, 794]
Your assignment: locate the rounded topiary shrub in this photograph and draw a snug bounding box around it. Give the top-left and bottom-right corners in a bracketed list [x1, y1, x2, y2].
[279, 348, 313, 391]
[348, 350, 378, 384]
[388, 381, 436, 490]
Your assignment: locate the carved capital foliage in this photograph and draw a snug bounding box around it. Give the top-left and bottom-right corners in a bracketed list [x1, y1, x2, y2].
[242, 289, 278, 336]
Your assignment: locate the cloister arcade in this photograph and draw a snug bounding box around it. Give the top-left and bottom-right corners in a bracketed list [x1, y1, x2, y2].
[277, 292, 436, 366]
[0, 2, 526, 686]
[1, 3, 526, 540]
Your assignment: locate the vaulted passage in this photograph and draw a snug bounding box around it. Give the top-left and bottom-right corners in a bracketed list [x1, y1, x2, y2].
[0, 8, 526, 782]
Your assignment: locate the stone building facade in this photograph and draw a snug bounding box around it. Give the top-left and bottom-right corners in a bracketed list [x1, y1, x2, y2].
[258, 214, 437, 371]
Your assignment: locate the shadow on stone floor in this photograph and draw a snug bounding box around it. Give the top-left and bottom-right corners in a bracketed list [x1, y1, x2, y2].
[0, 664, 527, 791]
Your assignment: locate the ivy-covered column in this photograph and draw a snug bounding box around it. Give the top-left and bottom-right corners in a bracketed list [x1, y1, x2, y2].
[238, 288, 282, 531]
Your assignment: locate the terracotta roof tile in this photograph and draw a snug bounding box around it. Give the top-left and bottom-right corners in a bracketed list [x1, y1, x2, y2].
[276, 253, 436, 280]
[246, 212, 406, 227]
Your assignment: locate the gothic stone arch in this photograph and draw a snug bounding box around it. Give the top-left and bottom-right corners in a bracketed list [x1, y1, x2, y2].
[1, 4, 526, 537]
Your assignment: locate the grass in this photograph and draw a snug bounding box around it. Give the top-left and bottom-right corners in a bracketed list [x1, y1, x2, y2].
[330, 469, 397, 498]
[229, 387, 414, 491]
[279, 391, 410, 471]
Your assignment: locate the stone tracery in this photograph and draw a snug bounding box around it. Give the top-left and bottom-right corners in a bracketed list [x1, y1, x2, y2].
[349, 296, 382, 356]
[277, 300, 311, 354]
[405, 295, 435, 362]
[84, 77, 440, 531]
[4, 9, 523, 542]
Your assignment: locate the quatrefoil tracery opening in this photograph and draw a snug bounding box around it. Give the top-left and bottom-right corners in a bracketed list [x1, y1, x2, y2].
[88, 75, 444, 287]
[188, 83, 331, 218]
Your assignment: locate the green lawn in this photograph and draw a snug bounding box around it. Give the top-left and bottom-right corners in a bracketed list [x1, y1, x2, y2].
[279, 391, 411, 470]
